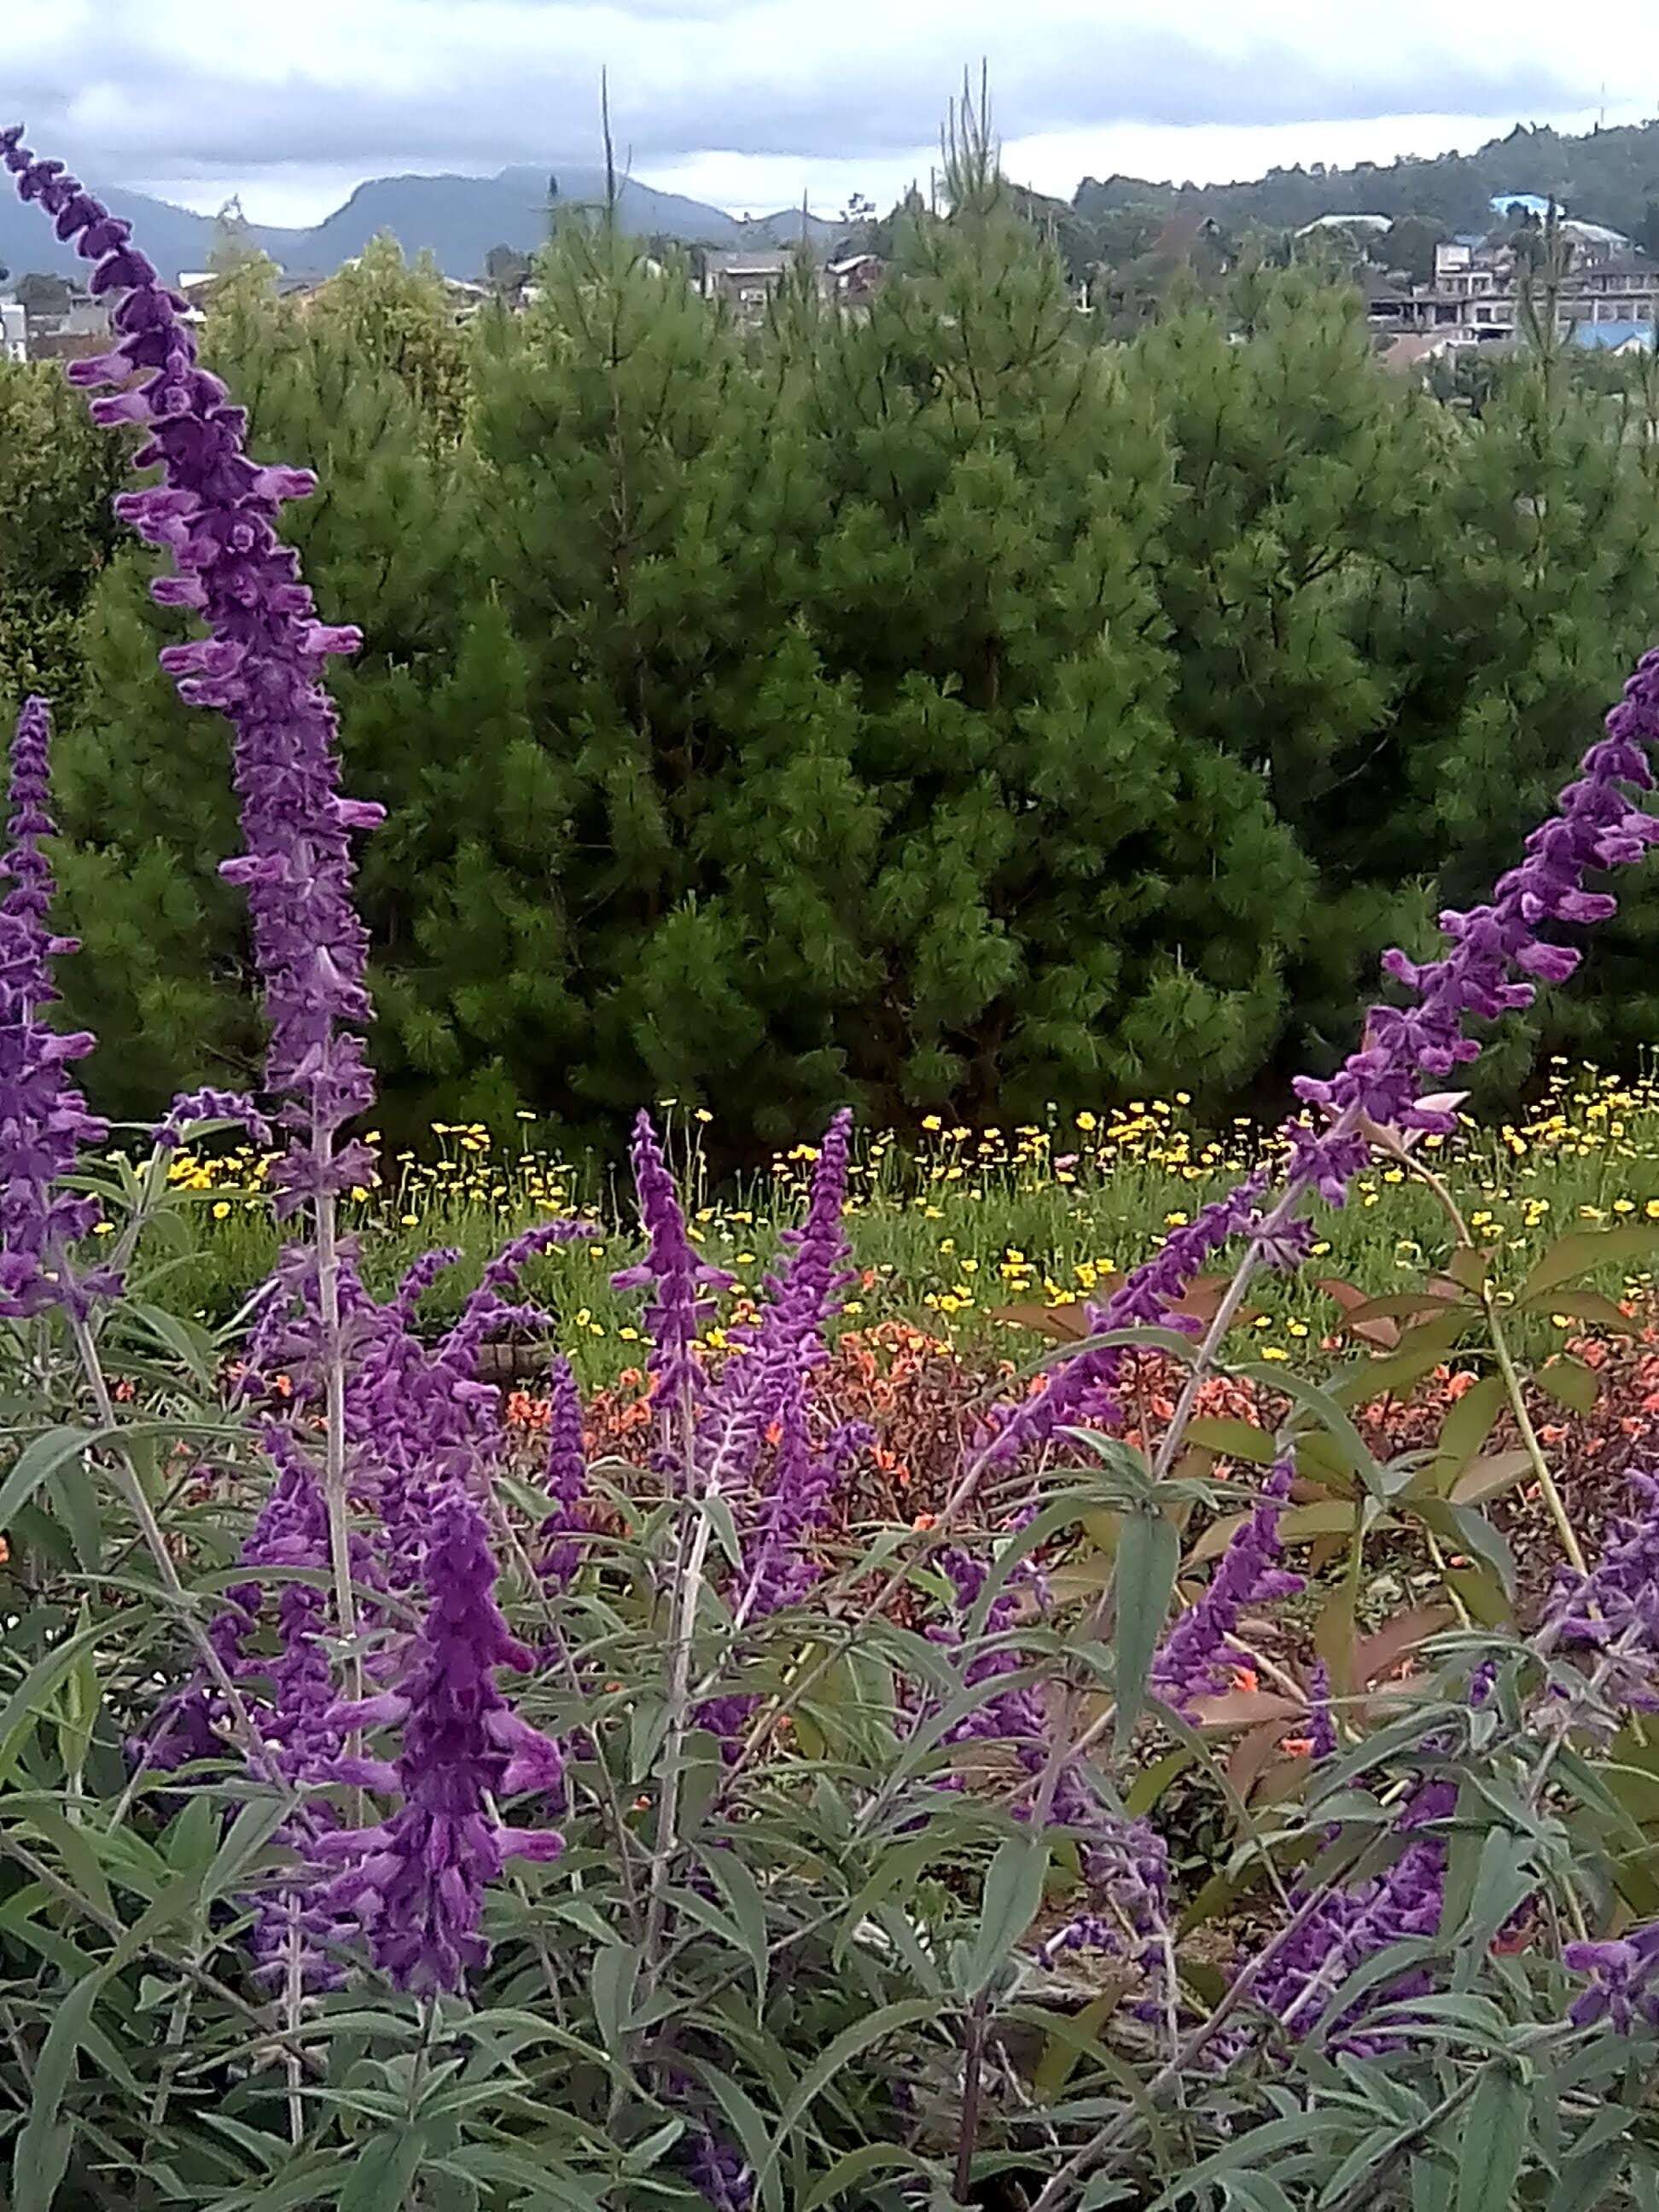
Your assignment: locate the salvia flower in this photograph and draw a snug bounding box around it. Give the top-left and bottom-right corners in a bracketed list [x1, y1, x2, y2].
[1150, 1461, 1304, 1714]
[235, 1430, 355, 1988]
[695, 1110, 853, 1505]
[316, 1483, 564, 1993]
[683, 2128, 754, 2212]
[978, 1171, 1272, 1466]
[0, 695, 112, 1319]
[156, 1086, 273, 1150]
[1253, 1778, 1455, 2050]
[1295, 660, 1659, 1145]
[3, 136, 383, 1191]
[612, 1112, 733, 1470]
[1564, 1928, 1659, 2032]
[1038, 1813, 1171, 1976]
[1307, 1661, 1338, 1762]
[1543, 1472, 1659, 1714]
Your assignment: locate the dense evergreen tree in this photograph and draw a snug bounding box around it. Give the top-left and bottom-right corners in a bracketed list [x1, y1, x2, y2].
[789, 119, 1313, 1116]
[52, 268, 485, 1120]
[1127, 273, 1452, 1073]
[0, 361, 127, 711]
[475, 211, 883, 1141]
[11, 160, 1659, 1151]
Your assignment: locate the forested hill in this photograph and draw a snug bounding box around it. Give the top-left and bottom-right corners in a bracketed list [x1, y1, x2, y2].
[0, 165, 841, 284]
[1076, 115, 1659, 241]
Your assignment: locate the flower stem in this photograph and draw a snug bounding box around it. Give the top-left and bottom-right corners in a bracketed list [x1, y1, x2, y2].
[1381, 1132, 1586, 1577]
[1487, 1302, 1587, 1576]
[311, 1176, 363, 1702]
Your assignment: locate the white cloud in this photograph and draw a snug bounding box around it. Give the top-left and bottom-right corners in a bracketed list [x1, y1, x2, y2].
[9, 0, 1656, 221]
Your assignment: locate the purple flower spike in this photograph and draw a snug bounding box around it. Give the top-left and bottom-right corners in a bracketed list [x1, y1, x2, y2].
[1254, 1777, 1456, 2049]
[156, 1086, 274, 1150]
[612, 1113, 733, 1465]
[1565, 1928, 1659, 2031]
[3, 135, 383, 1189]
[481, 1218, 601, 1295]
[1543, 1473, 1659, 1711]
[978, 1170, 1274, 1466]
[684, 2129, 754, 2212]
[1295, 655, 1659, 1147]
[317, 1484, 564, 1994]
[1307, 1661, 1338, 1762]
[1151, 1459, 1304, 1714]
[0, 696, 113, 1319]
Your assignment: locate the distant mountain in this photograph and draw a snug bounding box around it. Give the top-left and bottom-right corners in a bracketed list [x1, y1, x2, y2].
[1074, 115, 1659, 247]
[0, 183, 307, 287]
[0, 162, 846, 288]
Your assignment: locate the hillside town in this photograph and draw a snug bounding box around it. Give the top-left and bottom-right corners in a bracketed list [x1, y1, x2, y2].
[1352, 191, 1659, 364]
[4, 184, 1651, 366]
[0, 236, 894, 357]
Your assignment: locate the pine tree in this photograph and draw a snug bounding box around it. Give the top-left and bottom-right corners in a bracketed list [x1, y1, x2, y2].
[788, 100, 1313, 1120]
[306, 235, 474, 450]
[53, 275, 495, 1125]
[1425, 347, 1659, 1080]
[475, 209, 882, 1146]
[0, 359, 128, 713]
[1131, 268, 1455, 1075]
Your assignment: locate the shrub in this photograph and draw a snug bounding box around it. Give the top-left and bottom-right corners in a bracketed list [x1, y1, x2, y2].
[12, 125, 1659, 2212]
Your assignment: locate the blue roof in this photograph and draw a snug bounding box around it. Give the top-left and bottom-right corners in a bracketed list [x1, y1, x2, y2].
[1572, 319, 1654, 350]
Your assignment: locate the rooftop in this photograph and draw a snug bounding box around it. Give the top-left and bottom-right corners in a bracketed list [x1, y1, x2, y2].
[1297, 212, 1391, 235]
[1572, 319, 1654, 351]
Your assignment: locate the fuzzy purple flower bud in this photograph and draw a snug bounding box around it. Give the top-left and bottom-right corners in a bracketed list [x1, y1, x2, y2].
[1151, 1461, 1304, 1713]
[0, 696, 113, 1319]
[4, 137, 382, 1178]
[316, 1485, 563, 1993]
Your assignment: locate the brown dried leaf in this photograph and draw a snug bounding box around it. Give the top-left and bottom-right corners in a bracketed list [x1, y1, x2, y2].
[1186, 1687, 1305, 1733]
[1227, 1717, 1297, 1802]
[1313, 1276, 1400, 1350]
[1354, 1603, 1454, 1687]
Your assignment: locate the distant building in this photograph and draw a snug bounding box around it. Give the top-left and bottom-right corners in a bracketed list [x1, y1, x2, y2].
[25, 289, 111, 364]
[0, 300, 26, 362]
[1365, 225, 1659, 348]
[701, 248, 795, 323]
[1297, 212, 1392, 237]
[824, 252, 885, 314]
[1573, 318, 1654, 354]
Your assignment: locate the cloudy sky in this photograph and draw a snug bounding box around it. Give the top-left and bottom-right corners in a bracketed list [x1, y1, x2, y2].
[13, 0, 1659, 224]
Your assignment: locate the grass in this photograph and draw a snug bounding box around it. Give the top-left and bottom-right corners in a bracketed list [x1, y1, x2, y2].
[134, 1059, 1659, 1386]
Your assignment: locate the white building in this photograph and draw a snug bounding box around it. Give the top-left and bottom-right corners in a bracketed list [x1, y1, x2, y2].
[1296, 212, 1392, 237]
[0, 301, 25, 362]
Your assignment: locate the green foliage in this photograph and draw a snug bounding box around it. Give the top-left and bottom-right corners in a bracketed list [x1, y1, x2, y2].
[8, 1113, 1659, 2209]
[1074, 113, 1659, 249]
[20, 178, 1659, 1149]
[0, 361, 127, 713]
